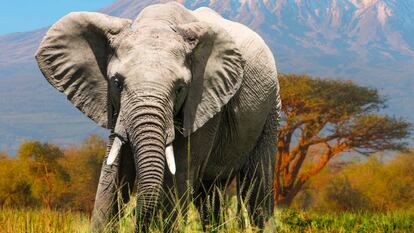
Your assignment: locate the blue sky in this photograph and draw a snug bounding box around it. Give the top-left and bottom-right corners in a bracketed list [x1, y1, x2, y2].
[0, 0, 116, 35]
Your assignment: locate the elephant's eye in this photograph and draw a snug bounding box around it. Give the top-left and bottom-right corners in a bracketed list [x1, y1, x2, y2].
[176, 84, 185, 96]
[114, 77, 123, 91]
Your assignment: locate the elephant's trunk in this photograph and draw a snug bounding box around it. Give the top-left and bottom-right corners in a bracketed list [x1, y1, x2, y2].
[122, 89, 173, 225]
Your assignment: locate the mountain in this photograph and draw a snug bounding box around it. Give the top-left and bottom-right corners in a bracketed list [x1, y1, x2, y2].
[0, 0, 413, 154]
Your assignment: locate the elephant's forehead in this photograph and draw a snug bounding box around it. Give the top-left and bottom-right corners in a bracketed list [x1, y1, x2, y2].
[108, 24, 190, 82]
[116, 28, 187, 60]
[108, 30, 190, 81]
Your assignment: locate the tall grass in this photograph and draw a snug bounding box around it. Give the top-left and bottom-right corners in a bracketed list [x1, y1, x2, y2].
[104, 195, 264, 233]
[0, 208, 88, 233]
[1, 200, 413, 233]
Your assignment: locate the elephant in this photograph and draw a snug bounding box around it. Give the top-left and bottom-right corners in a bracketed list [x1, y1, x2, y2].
[35, 2, 281, 232]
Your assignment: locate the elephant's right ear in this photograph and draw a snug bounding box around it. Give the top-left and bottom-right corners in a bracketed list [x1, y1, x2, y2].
[35, 12, 131, 129]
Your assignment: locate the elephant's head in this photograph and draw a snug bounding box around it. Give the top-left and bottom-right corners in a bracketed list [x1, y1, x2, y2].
[35, 3, 244, 223]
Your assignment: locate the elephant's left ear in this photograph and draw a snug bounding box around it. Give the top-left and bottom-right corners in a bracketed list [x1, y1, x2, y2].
[35, 12, 131, 129]
[178, 22, 245, 136]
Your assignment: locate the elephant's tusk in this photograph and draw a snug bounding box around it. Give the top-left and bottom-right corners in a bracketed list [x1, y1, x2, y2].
[107, 137, 123, 165]
[165, 144, 176, 175]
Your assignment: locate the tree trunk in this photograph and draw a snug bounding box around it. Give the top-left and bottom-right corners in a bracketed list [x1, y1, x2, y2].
[275, 189, 297, 208]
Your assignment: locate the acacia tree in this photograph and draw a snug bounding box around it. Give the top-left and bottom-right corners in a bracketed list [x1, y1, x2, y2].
[274, 74, 411, 207]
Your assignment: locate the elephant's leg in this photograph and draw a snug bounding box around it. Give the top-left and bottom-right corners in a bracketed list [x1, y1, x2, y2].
[90, 153, 120, 232]
[91, 141, 135, 232]
[237, 99, 279, 229]
[194, 180, 227, 232]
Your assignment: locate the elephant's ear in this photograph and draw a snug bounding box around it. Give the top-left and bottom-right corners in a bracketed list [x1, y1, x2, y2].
[178, 22, 245, 136]
[35, 12, 131, 129]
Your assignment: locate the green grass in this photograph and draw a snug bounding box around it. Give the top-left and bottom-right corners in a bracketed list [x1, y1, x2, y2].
[278, 209, 414, 233]
[1, 203, 413, 233]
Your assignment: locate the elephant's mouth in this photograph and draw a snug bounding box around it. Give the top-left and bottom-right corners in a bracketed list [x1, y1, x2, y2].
[106, 124, 176, 175]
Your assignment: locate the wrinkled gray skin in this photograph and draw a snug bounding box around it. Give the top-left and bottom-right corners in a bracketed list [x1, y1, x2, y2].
[35, 2, 280, 232]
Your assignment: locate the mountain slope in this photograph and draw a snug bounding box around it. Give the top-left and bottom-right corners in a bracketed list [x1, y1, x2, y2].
[0, 0, 413, 154]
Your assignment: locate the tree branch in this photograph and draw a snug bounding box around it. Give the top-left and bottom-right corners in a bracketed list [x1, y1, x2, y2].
[297, 142, 348, 186]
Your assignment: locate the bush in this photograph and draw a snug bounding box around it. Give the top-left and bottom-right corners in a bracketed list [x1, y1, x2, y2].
[292, 153, 414, 212]
[324, 176, 372, 211]
[0, 135, 106, 212]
